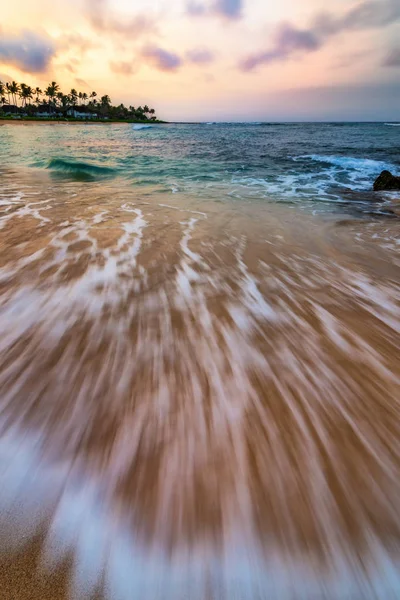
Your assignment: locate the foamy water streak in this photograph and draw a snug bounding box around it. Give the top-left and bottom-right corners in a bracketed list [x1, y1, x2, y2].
[0, 171, 400, 599]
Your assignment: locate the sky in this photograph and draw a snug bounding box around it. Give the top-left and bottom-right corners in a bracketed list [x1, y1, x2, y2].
[0, 0, 400, 121]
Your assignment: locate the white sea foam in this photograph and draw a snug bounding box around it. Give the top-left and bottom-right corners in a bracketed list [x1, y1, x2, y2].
[231, 172, 336, 203]
[133, 124, 152, 130]
[231, 153, 399, 203]
[297, 154, 398, 174]
[1, 176, 400, 600]
[2, 421, 400, 600]
[159, 203, 207, 217]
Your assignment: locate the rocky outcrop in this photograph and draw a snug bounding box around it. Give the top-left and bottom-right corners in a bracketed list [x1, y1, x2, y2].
[373, 170, 400, 191]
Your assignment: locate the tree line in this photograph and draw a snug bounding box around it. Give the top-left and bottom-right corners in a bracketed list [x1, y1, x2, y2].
[0, 80, 158, 121]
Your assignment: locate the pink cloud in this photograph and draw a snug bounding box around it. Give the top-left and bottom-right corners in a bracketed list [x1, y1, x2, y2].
[142, 46, 182, 72]
[0, 30, 55, 73]
[240, 0, 400, 71]
[186, 48, 215, 64]
[187, 0, 243, 20]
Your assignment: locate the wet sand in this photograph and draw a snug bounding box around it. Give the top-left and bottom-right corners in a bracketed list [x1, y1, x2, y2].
[0, 168, 399, 599]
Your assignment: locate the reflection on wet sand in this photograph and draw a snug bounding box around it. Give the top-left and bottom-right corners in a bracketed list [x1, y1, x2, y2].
[0, 169, 400, 599]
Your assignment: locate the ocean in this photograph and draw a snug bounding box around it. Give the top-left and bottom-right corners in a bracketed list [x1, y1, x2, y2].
[0, 121, 399, 600]
[2, 121, 400, 213]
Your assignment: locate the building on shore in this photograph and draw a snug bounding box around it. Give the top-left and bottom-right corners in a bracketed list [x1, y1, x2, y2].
[66, 108, 98, 119]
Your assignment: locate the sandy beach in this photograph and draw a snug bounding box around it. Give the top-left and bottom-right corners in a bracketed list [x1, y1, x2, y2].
[0, 153, 399, 597]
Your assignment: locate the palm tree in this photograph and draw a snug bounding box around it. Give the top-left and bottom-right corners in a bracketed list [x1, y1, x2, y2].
[26, 86, 34, 106]
[19, 83, 27, 106]
[44, 85, 53, 108]
[0, 80, 6, 109]
[99, 94, 111, 117]
[9, 81, 20, 106]
[69, 89, 78, 106]
[34, 87, 42, 105]
[19, 84, 33, 108]
[60, 94, 70, 110]
[5, 83, 12, 105]
[0, 79, 157, 121]
[45, 81, 60, 111]
[136, 106, 145, 120]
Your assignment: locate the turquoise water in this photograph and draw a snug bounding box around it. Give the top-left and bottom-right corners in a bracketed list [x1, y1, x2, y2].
[1, 122, 399, 212]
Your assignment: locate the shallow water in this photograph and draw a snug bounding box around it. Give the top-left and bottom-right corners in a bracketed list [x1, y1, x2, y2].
[0, 123, 399, 599]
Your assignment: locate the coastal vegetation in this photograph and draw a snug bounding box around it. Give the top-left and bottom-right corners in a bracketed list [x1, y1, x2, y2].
[0, 80, 160, 122]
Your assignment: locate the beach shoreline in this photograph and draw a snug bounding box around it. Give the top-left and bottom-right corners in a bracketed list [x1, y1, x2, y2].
[0, 122, 399, 600]
[0, 118, 166, 125]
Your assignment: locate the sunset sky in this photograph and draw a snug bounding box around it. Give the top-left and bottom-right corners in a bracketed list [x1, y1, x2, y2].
[1, 0, 400, 121]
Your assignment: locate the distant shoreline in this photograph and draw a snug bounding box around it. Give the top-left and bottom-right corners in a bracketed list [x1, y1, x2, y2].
[0, 118, 166, 125]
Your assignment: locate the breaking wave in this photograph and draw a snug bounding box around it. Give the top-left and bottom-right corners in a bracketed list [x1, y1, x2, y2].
[133, 124, 153, 130]
[47, 158, 117, 181]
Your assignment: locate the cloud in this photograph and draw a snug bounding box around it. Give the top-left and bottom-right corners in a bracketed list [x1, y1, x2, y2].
[62, 63, 77, 74]
[384, 47, 400, 67]
[142, 46, 182, 72]
[214, 0, 242, 19]
[240, 0, 400, 71]
[187, 0, 243, 20]
[316, 0, 400, 34]
[75, 78, 89, 88]
[186, 48, 215, 64]
[187, 2, 207, 16]
[58, 33, 97, 56]
[109, 60, 136, 76]
[241, 24, 320, 70]
[0, 30, 55, 73]
[93, 13, 155, 37]
[85, 0, 156, 38]
[331, 49, 372, 70]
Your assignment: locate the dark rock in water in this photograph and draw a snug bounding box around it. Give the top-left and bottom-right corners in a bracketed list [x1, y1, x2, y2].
[373, 170, 400, 191]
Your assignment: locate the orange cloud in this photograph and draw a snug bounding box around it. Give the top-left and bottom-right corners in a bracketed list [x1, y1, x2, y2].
[109, 60, 137, 76]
